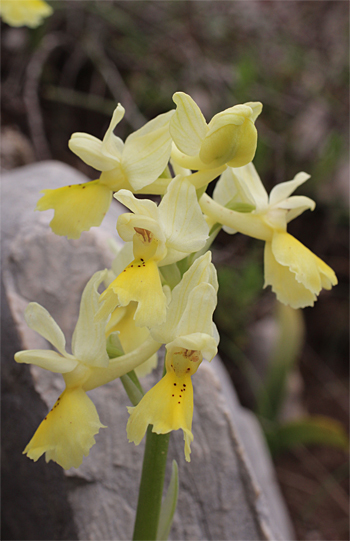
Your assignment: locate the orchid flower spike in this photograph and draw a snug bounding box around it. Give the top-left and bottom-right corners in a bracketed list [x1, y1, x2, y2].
[0, 0, 53, 27]
[200, 163, 337, 308]
[14, 271, 160, 469]
[170, 91, 262, 171]
[126, 252, 219, 461]
[97, 175, 209, 328]
[36, 105, 174, 239]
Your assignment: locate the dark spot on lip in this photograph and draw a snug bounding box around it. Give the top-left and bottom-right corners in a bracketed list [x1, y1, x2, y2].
[174, 383, 176, 386]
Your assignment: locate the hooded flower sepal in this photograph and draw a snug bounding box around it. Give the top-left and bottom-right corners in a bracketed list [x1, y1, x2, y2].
[170, 91, 262, 171]
[264, 231, 338, 309]
[23, 386, 105, 470]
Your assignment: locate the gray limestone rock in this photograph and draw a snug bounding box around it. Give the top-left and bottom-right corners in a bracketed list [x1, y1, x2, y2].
[1, 161, 295, 541]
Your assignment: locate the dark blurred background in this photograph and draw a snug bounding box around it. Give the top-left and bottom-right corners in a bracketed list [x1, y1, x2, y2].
[1, 2, 349, 539]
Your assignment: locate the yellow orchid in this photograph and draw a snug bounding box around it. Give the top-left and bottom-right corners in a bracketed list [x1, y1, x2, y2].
[127, 252, 219, 461]
[170, 91, 262, 171]
[200, 163, 337, 308]
[36, 105, 174, 239]
[0, 0, 52, 27]
[15, 270, 161, 469]
[97, 175, 209, 328]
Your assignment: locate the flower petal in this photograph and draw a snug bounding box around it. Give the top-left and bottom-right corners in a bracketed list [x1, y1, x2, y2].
[115, 189, 159, 220]
[83, 336, 161, 391]
[176, 283, 217, 338]
[166, 333, 218, 363]
[158, 176, 209, 259]
[0, 0, 53, 28]
[278, 195, 316, 223]
[36, 180, 112, 239]
[72, 271, 109, 368]
[151, 252, 216, 343]
[127, 371, 194, 461]
[24, 302, 68, 356]
[269, 172, 310, 206]
[170, 92, 208, 156]
[101, 104, 125, 158]
[213, 163, 266, 234]
[264, 232, 337, 308]
[68, 134, 119, 171]
[122, 111, 174, 191]
[23, 387, 105, 469]
[110, 241, 134, 280]
[213, 166, 256, 208]
[264, 240, 317, 308]
[15, 349, 78, 373]
[232, 162, 268, 209]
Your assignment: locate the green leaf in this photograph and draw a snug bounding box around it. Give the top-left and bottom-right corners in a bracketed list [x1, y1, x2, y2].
[265, 416, 350, 456]
[156, 460, 179, 541]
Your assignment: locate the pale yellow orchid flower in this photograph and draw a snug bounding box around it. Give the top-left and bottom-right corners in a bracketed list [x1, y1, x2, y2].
[200, 163, 337, 308]
[36, 105, 174, 239]
[0, 0, 52, 27]
[170, 91, 262, 171]
[97, 175, 209, 328]
[127, 252, 219, 461]
[14, 271, 161, 469]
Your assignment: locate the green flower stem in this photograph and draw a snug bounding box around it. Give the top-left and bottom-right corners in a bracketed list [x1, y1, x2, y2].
[120, 371, 144, 406]
[106, 347, 171, 539]
[133, 427, 170, 541]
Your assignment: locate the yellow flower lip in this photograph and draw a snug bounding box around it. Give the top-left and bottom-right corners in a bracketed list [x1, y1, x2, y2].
[23, 387, 105, 470]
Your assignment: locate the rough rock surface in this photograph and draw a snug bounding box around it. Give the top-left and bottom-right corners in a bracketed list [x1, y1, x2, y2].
[1, 161, 295, 541]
